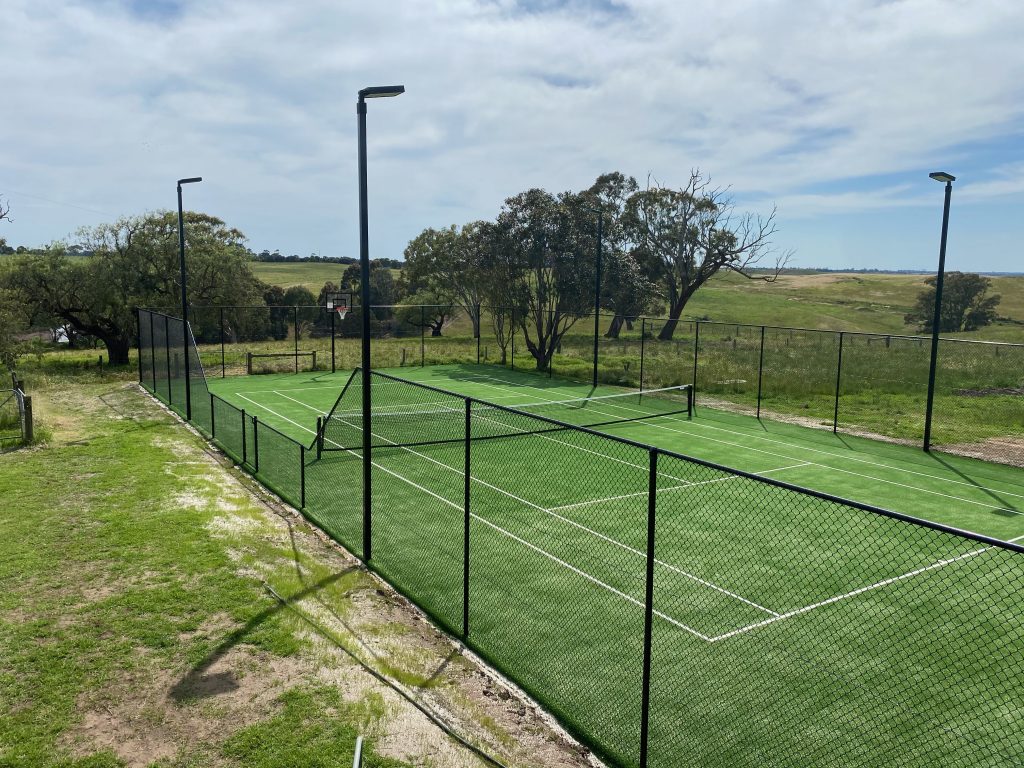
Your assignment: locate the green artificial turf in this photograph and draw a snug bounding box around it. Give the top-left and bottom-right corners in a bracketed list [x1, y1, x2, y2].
[197, 362, 1024, 768]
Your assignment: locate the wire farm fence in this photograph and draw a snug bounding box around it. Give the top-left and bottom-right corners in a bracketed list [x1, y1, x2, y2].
[137, 308, 1024, 768]
[1, 373, 32, 448]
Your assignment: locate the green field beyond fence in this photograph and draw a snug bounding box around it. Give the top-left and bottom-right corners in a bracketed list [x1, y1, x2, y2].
[139, 308, 1024, 768]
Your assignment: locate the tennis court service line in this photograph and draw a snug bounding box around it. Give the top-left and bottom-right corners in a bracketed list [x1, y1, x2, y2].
[437, 369, 1024, 507]
[449, 371, 1023, 518]
[708, 531, 1024, 643]
[323, 404, 782, 619]
[227, 390, 994, 643]
[229, 390, 724, 638]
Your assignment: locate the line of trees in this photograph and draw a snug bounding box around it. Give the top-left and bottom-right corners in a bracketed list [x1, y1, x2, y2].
[402, 170, 788, 371]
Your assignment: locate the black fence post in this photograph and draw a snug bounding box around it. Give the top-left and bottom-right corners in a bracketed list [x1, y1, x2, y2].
[241, 408, 247, 465]
[316, 416, 323, 460]
[136, 308, 143, 383]
[463, 398, 472, 640]
[300, 444, 306, 508]
[253, 416, 259, 473]
[691, 321, 700, 407]
[833, 331, 845, 433]
[331, 307, 336, 373]
[638, 447, 658, 768]
[756, 325, 766, 419]
[220, 306, 226, 378]
[510, 308, 515, 370]
[149, 312, 157, 393]
[475, 303, 481, 364]
[165, 315, 173, 405]
[210, 392, 216, 437]
[420, 305, 426, 367]
[639, 317, 646, 391]
[293, 306, 299, 374]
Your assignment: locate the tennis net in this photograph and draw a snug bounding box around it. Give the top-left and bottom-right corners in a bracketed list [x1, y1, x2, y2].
[318, 373, 692, 453]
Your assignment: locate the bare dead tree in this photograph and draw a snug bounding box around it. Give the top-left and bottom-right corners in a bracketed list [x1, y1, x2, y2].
[0, 196, 11, 223]
[625, 170, 791, 340]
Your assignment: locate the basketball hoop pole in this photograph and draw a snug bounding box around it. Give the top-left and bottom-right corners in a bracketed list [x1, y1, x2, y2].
[357, 84, 405, 561]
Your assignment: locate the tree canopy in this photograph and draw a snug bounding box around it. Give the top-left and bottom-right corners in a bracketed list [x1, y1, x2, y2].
[905, 272, 1001, 333]
[2, 211, 264, 364]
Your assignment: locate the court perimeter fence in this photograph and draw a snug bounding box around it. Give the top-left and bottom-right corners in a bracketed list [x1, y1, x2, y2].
[147, 303, 1024, 467]
[138, 308, 1024, 768]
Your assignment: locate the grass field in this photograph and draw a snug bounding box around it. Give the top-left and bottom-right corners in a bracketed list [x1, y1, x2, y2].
[249, 263, 1024, 340]
[205, 363, 1024, 767]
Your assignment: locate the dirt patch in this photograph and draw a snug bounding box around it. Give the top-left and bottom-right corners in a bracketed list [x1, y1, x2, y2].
[931, 437, 1024, 468]
[65, 642, 307, 768]
[954, 386, 1024, 397]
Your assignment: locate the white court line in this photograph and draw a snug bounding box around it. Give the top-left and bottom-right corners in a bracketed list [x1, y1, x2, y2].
[332, 402, 780, 617]
[232, 391, 714, 640]
[452, 369, 1024, 508]
[709, 532, 1024, 643]
[235, 387, 1022, 643]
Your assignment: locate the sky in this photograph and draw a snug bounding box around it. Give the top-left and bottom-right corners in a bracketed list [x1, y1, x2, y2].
[2, 0, 1023, 272]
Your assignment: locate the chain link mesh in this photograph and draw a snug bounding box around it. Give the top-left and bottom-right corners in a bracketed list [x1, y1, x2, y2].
[138, 309, 1024, 767]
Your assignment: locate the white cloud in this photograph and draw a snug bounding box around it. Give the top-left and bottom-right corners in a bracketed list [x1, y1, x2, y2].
[2, 0, 1023, 269]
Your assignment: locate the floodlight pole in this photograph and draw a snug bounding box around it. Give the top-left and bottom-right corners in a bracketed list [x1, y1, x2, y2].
[923, 171, 955, 452]
[177, 176, 202, 421]
[590, 207, 604, 388]
[357, 85, 404, 561]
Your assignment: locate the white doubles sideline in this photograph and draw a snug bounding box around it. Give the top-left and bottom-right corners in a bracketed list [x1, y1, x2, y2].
[232, 385, 1009, 644]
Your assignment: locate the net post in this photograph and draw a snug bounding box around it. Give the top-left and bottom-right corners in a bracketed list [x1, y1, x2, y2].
[312, 350, 317, 372]
[246, 352, 253, 375]
[241, 409, 247, 465]
[316, 416, 323, 460]
[833, 331, 844, 433]
[253, 416, 259, 473]
[210, 392, 216, 437]
[756, 325, 766, 419]
[639, 317, 646, 391]
[691, 320, 700, 409]
[300, 444, 306, 509]
[638, 447, 658, 768]
[462, 397, 472, 640]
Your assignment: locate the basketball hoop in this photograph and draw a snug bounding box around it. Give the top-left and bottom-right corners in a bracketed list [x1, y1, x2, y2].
[326, 291, 353, 322]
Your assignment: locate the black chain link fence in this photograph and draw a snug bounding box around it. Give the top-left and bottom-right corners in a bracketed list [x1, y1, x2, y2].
[137, 307, 1024, 768]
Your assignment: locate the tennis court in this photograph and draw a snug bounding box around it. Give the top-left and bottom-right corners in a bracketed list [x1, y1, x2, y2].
[207, 363, 1024, 540]
[201, 362, 1024, 767]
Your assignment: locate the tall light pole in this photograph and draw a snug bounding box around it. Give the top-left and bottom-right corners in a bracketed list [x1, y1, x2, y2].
[923, 171, 955, 452]
[588, 207, 604, 388]
[177, 176, 202, 421]
[357, 84, 404, 561]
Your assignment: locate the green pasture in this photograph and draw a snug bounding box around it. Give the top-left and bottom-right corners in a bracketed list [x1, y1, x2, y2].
[203, 363, 1024, 768]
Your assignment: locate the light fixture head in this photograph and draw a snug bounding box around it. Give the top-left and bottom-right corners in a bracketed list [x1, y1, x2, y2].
[178, 177, 203, 185]
[929, 171, 956, 183]
[359, 85, 405, 100]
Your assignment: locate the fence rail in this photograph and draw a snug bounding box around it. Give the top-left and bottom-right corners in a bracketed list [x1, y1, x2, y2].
[137, 308, 1024, 768]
